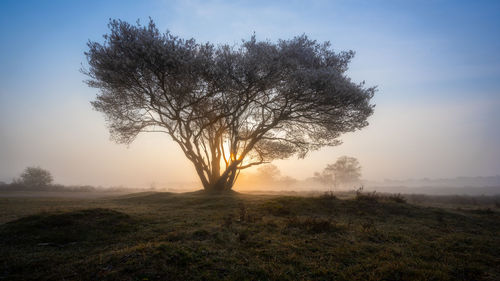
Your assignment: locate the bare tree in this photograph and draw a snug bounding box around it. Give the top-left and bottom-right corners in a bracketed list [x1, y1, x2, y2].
[83, 19, 375, 192]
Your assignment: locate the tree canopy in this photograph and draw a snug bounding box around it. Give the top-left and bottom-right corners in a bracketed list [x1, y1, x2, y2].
[315, 156, 362, 189]
[84, 19, 375, 192]
[16, 166, 53, 188]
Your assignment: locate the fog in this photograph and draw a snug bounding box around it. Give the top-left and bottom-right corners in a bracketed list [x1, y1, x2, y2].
[1, 1, 499, 194]
[2, 99, 499, 195]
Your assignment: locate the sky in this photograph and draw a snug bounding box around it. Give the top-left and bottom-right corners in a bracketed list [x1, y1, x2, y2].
[1, 0, 499, 188]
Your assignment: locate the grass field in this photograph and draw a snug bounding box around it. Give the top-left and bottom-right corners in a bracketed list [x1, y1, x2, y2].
[0, 190, 499, 280]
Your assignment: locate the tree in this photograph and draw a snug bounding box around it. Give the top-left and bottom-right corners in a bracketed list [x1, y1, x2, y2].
[322, 156, 362, 189]
[83, 19, 375, 192]
[17, 166, 53, 188]
[235, 164, 298, 189]
[313, 170, 334, 187]
[255, 164, 281, 183]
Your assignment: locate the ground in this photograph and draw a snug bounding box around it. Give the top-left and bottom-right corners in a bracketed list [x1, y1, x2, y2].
[0, 190, 499, 280]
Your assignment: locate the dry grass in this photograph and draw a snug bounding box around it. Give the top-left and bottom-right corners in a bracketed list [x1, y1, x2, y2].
[0, 190, 499, 280]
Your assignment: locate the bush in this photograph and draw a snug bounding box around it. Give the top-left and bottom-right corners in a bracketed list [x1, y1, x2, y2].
[354, 187, 407, 204]
[388, 193, 407, 203]
[320, 191, 337, 200]
[355, 188, 379, 202]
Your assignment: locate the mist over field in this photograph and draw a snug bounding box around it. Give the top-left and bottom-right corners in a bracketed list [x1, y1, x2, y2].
[1, 1, 500, 280]
[1, 0, 499, 193]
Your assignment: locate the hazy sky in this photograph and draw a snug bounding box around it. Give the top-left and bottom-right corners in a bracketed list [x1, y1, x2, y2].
[1, 0, 499, 187]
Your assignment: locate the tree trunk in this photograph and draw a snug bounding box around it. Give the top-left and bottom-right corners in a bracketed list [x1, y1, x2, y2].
[203, 163, 239, 192]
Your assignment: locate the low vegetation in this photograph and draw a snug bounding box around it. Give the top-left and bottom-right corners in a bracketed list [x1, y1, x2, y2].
[0, 191, 499, 280]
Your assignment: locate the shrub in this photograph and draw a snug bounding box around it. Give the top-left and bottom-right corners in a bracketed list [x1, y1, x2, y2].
[387, 193, 407, 203]
[355, 187, 406, 204]
[320, 191, 337, 200]
[356, 189, 379, 203]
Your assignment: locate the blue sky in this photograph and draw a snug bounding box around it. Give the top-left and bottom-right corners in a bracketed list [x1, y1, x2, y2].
[1, 0, 499, 187]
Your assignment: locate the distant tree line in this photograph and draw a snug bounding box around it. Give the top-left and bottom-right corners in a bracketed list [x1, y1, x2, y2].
[2, 160, 363, 192]
[236, 156, 363, 191]
[236, 164, 298, 189]
[1, 166, 97, 192]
